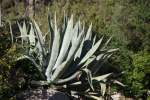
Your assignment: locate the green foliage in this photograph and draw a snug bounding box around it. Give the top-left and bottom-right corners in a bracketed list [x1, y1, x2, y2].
[130, 51, 150, 97]
[133, 51, 150, 74]
[125, 0, 150, 52]
[115, 50, 149, 98]
[0, 45, 19, 99]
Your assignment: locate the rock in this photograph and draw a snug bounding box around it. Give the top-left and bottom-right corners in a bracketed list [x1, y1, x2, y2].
[16, 88, 72, 100]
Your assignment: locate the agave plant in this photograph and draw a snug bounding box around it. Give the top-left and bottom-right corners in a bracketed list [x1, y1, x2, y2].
[13, 13, 122, 98]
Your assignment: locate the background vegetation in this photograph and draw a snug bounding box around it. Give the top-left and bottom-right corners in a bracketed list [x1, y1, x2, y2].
[0, 0, 150, 99]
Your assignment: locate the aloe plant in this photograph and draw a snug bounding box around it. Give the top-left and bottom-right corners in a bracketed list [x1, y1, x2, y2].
[14, 13, 123, 98]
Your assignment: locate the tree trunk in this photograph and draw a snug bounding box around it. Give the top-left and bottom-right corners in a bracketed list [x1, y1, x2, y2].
[25, 0, 35, 18]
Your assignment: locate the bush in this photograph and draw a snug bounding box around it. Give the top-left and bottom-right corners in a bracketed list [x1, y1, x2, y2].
[120, 50, 150, 98]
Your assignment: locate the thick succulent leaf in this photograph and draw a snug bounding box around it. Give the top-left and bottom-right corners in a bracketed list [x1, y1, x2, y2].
[93, 54, 113, 74]
[78, 20, 82, 34]
[51, 61, 67, 81]
[18, 21, 27, 36]
[84, 94, 103, 100]
[92, 73, 112, 81]
[43, 32, 48, 42]
[63, 12, 68, 28]
[33, 20, 44, 46]
[68, 27, 85, 61]
[79, 37, 103, 65]
[34, 41, 42, 54]
[70, 81, 82, 85]
[62, 11, 68, 30]
[96, 54, 105, 61]
[48, 14, 54, 34]
[16, 55, 45, 79]
[56, 71, 82, 84]
[48, 13, 54, 55]
[16, 35, 28, 38]
[101, 37, 112, 50]
[71, 21, 79, 44]
[81, 56, 96, 68]
[74, 37, 84, 60]
[17, 55, 42, 73]
[17, 21, 28, 45]
[100, 79, 107, 96]
[61, 12, 68, 43]
[113, 80, 126, 87]
[103, 53, 113, 60]
[67, 27, 83, 61]
[52, 26, 84, 81]
[33, 40, 45, 67]
[82, 68, 94, 91]
[28, 23, 36, 55]
[23, 21, 27, 35]
[46, 14, 60, 82]
[17, 21, 23, 32]
[85, 23, 92, 41]
[28, 23, 36, 46]
[92, 35, 96, 46]
[37, 54, 44, 67]
[53, 15, 73, 70]
[33, 20, 46, 56]
[9, 22, 13, 45]
[107, 48, 119, 53]
[74, 26, 85, 60]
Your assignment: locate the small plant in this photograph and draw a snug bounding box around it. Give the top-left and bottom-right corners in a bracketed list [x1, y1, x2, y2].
[13, 13, 122, 99]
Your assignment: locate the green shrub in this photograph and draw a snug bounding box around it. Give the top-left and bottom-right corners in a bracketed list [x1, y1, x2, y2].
[122, 50, 150, 98]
